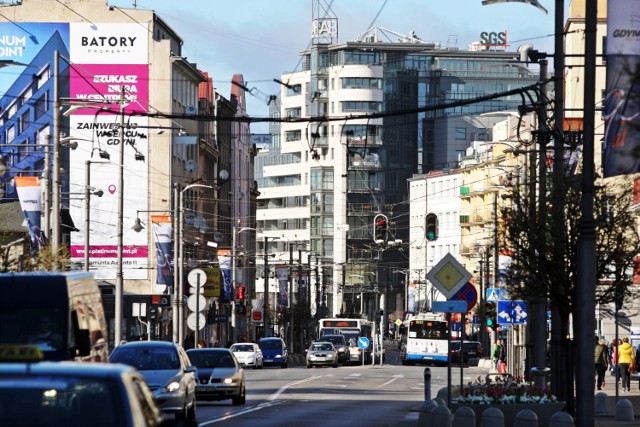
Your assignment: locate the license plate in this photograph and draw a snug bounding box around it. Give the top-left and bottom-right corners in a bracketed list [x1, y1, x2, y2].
[199, 386, 214, 392]
[315, 357, 326, 361]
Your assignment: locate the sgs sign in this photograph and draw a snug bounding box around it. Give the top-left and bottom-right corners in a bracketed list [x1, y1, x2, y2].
[479, 31, 507, 46]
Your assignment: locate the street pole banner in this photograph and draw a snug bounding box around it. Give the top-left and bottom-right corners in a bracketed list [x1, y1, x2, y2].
[276, 266, 289, 307]
[151, 215, 173, 288]
[15, 176, 42, 252]
[218, 249, 232, 303]
[603, 0, 640, 177]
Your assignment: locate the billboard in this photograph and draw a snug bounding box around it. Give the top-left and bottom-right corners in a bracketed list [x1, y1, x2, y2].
[0, 22, 150, 278]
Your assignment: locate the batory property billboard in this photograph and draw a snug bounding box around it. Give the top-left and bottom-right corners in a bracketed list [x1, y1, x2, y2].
[0, 22, 151, 280]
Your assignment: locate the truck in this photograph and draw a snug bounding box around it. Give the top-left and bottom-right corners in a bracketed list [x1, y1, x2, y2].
[0, 271, 109, 362]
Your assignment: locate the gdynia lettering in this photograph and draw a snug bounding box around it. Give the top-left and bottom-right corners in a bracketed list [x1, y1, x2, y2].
[81, 36, 137, 47]
[612, 29, 640, 37]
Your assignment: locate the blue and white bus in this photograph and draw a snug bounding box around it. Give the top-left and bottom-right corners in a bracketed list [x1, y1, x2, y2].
[318, 318, 373, 364]
[399, 312, 449, 366]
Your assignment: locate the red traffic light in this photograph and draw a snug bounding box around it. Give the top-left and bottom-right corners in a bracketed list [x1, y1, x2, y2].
[237, 285, 245, 300]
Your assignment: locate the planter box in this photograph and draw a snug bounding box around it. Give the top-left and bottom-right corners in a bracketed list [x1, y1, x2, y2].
[451, 402, 566, 427]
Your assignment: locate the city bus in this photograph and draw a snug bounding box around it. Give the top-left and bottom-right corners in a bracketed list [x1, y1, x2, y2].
[399, 312, 449, 365]
[0, 272, 109, 362]
[318, 318, 373, 364]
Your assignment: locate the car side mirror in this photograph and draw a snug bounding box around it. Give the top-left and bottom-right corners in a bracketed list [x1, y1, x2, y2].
[185, 365, 197, 373]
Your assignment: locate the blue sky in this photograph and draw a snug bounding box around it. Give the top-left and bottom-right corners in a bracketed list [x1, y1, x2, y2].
[110, 0, 566, 134]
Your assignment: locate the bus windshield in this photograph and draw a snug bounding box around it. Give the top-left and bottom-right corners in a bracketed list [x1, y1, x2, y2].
[409, 319, 448, 339]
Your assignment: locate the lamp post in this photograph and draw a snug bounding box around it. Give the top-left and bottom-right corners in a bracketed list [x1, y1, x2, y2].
[231, 226, 256, 343]
[178, 183, 213, 346]
[84, 160, 107, 271]
[262, 236, 279, 338]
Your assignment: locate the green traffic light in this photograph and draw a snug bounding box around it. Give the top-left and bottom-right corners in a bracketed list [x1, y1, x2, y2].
[427, 232, 435, 239]
[486, 319, 494, 326]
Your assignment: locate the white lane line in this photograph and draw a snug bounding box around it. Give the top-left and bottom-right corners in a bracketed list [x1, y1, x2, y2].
[198, 400, 283, 425]
[374, 375, 403, 389]
[269, 375, 323, 400]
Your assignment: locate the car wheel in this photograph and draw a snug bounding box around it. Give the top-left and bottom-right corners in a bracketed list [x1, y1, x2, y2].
[282, 360, 288, 369]
[307, 363, 312, 368]
[232, 385, 246, 406]
[333, 362, 338, 368]
[175, 403, 187, 419]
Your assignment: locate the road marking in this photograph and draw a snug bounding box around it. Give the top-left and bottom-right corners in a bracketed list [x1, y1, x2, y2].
[374, 374, 404, 389]
[198, 400, 284, 425]
[269, 375, 323, 400]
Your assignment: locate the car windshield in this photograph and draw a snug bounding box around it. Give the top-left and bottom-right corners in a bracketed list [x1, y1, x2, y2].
[0, 376, 122, 426]
[231, 345, 254, 352]
[110, 347, 180, 371]
[259, 340, 282, 350]
[187, 351, 236, 368]
[311, 344, 333, 351]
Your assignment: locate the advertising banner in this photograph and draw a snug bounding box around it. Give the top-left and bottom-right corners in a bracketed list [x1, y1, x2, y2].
[218, 249, 232, 302]
[14, 176, 42, 252]
[276, 266, 289, 307]
[151, 215, 173, 290]
[603, 0, 640, 176]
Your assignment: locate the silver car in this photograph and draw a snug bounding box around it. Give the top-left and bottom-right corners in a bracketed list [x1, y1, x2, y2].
[186, 348, 246, 405]
[306, 341, 339, 368]
[230, 342, 264, 369]
[109, 341, 197, 420]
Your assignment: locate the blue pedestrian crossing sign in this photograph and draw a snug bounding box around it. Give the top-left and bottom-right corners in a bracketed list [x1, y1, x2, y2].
[486, 288, 509, 302]
[497, 300, 527, 324]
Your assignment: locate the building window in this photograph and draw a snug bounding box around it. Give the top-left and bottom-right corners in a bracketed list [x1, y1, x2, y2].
[341, 101, 382, 113]
[286, 107, 301, 118]
[35, 95, 47, 119]
[287, 84, 302, 96]
[286, 130, 302, 141]
[455, 128, 466, 140]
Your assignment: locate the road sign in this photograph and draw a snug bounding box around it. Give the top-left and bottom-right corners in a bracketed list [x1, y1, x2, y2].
[425, 253, 472, 299]
[452, 282, 478, 311]
[187, 268, 207, 287]
[497, 300, 528, 324]
[432, 300, 468, 313]
[187, 312, 206, 331]
[395, 319, 402, 326]
[187, 294, 206, 312]
[357, 337, 370, 349]
[486, 288, 509, 302]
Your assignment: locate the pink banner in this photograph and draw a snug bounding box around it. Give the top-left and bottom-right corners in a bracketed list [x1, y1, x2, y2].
[70, 63, 149, 114]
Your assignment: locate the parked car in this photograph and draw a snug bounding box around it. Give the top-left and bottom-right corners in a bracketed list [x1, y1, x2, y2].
[186, 348, 246, 405]
[257, 337, 288, 368]
[319, 334, 348, 364]
[450, 340, 483, 364]
[306, 341, 339, 368]
[0, 345, 189, 427]
[109, 340, 197, 419]
[229, 342, 263, 369]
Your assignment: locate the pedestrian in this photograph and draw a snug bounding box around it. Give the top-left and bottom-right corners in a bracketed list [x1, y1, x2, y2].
[594, 336, 608, 390]
[493, 339, 505, 372]
[618, 337, 635, 393]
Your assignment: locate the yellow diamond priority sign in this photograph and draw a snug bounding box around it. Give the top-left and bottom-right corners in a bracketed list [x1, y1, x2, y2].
[425, 253, 472, 300]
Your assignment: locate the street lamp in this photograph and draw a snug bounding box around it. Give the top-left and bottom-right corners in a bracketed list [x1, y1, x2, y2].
[262, 236, 279, 338]
[83, 159, 108, 271]
[231, 226, 256, 343]
[178, 183, 213, 346]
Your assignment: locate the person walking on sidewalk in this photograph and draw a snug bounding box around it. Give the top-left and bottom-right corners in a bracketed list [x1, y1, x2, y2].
[594, 337, 608, 390]
[618, 337, 635, 393]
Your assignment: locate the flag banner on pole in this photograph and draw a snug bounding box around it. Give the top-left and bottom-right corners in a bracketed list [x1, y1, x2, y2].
[151, 215, 173, 286]
[603, 0, 640, 177]
[15, 176, 42, 252]
[218, 249, 232, 303]
[276, 266, 289, 307]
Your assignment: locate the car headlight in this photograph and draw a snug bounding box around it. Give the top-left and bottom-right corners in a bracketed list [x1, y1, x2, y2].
[274, 354, 282, 358]
[223, 377, 237, 384]
[164, 381, 181, 393]
[327, 354, 335, 358]
[338, 348, 345, 352]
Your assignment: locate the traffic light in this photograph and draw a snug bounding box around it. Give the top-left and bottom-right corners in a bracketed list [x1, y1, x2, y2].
[373, 214, 389, 243]
[236, 285, 245, 300]
[484, 302, 497, 330]
[426, 213, 438, 241]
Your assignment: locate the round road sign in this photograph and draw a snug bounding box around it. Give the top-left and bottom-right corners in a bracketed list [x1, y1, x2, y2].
[357, 337, 370, 349]
[187, 268, 207, 287]
[187, 312, 206, 331]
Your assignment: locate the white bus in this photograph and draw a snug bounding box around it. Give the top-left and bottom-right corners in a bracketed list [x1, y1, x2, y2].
[399, 312, 449, 366]
[318, 318, 373, 364]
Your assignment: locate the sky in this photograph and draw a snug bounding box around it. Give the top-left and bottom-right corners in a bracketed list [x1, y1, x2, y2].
[108, 0, 568, 134]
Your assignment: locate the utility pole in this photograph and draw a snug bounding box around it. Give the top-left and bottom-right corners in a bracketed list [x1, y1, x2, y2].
[264, 236, 270, 338]
[114, 86, 127, 346]
[288, 244, 294, 353]
[51, 50, 60, 252]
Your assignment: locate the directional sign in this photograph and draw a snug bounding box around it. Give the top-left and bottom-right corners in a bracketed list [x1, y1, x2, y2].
[357, 337, 370, 349]
[425, 253, 472, 300]
[452, 282, 478, 311]
[497, 300, 528, 324]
